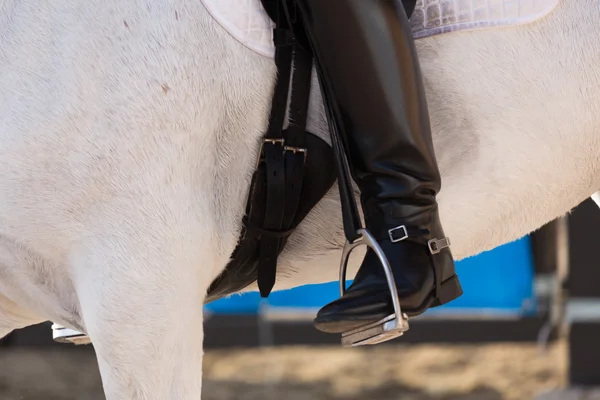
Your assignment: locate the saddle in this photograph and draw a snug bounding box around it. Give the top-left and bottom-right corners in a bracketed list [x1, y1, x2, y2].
[205, 0, 418, 303]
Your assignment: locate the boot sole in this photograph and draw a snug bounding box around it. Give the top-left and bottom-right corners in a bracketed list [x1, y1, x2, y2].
[313, 275, 463, 334]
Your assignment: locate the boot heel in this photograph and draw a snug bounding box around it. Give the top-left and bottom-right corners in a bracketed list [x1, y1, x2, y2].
[432, 275, 463, 307]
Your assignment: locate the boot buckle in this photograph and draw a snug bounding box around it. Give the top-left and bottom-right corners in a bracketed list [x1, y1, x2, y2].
[428, 237, 451, 254]
[388, 225, 408, 243]
[339, 228, 409, 347]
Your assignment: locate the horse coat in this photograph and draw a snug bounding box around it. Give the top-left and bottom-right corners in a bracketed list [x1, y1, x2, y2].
[1, 0, 599, 398]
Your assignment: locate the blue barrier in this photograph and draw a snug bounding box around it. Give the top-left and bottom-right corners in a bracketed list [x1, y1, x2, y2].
[205, 235, 536, 317]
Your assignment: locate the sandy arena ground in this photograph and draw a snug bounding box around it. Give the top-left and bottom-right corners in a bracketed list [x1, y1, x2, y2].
[0, 340, 569, 400]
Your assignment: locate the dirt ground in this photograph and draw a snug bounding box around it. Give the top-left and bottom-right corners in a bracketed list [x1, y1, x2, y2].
[0, 341, 567, 400]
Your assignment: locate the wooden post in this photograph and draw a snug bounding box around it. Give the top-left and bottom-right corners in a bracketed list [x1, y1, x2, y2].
[566, 198, 600, 386]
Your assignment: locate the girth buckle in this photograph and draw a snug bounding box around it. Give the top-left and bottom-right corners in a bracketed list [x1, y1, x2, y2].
[256, 138, 309, 168]
[284, 145, 307, 165]
[255, 138, 285, 168]
[283, 145, 307, 155]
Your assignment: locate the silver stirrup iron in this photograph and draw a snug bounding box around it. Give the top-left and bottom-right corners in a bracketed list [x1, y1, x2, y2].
[339, 228, 409, 347]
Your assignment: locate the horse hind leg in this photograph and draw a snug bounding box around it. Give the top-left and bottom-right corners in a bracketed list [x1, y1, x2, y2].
[70, 229, 216, 400]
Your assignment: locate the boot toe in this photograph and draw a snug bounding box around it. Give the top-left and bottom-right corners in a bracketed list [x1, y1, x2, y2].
[314, 289, 392, 333]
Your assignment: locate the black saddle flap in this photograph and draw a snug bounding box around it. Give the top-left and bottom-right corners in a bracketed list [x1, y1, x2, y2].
[205, 131, 336, 303]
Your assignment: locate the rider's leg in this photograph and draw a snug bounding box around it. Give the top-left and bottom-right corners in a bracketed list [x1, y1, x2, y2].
[294, 0, 463, 333]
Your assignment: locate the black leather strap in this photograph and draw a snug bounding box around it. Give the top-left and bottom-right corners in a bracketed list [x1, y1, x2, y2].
[205, 0, 336, 303]
[308, 36, 362, 244]
[281, 44, 312, 228]
[256, 0, 315, 297]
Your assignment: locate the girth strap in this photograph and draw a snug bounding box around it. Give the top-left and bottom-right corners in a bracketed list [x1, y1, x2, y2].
[281, 48, 312, 232]
[205, 0, 336, 303]
[256, 0, 313, 297]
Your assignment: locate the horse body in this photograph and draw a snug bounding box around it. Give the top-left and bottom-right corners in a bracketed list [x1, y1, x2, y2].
[0, 0, 599, 398]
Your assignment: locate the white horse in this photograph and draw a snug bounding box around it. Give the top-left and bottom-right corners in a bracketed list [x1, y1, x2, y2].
[1, 0, 599, 398]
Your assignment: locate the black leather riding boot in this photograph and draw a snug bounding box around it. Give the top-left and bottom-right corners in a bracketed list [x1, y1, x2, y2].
[294, 0, 464, 334]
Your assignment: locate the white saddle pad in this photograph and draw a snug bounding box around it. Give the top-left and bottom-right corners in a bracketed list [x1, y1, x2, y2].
[411, 0, 560, 39]
[201, 0, 560, 58]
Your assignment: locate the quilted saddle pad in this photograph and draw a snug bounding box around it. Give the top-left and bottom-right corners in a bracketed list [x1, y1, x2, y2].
[201, 0, 560, 58]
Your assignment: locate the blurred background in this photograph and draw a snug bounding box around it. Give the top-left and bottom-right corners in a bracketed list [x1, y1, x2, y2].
[1, 198, 599, 400]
